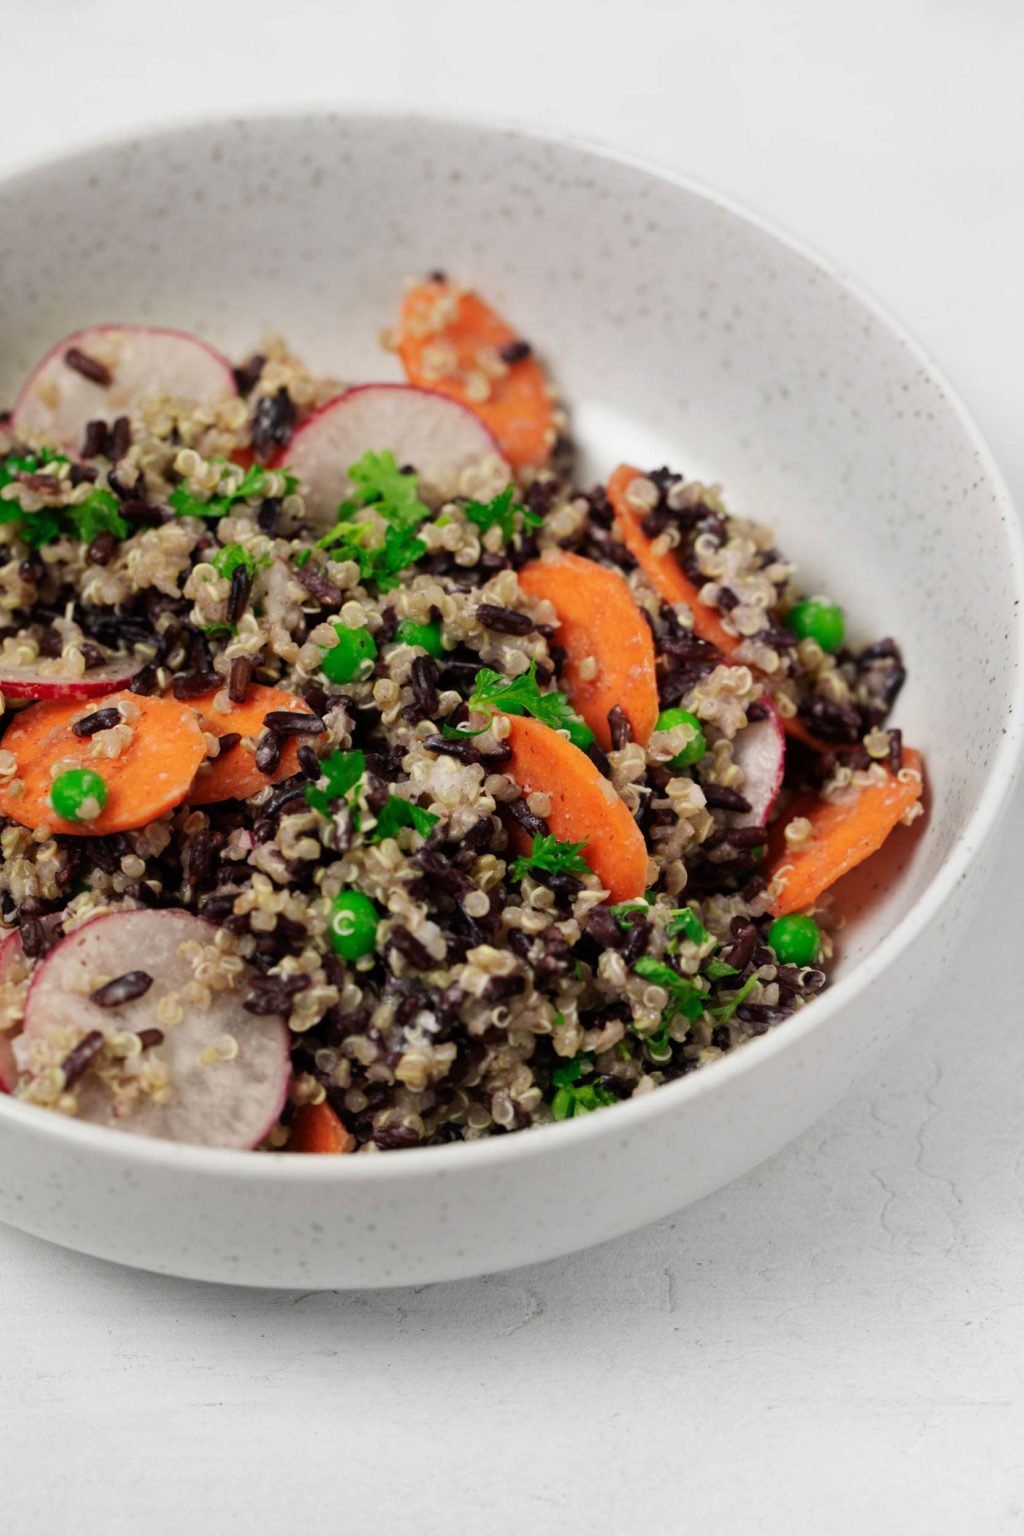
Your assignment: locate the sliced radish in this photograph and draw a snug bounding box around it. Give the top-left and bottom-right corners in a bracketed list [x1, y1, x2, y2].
[12, 325, 236, 449]
[731, 697, 786, 827]
[280, 383, 506, 528]
[0, 656, 139, 702]
[0, 930, 26, 1093]
[23, 910, 289, 1149]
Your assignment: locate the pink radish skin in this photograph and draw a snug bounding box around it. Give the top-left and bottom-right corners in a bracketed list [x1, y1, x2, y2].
[731, 698, 786, 827]
[0, 931, 27, 1093]
[12, 325, 236, 449]
[279, 383, 507, 528]
[23, 910, 289, 1149]
[0, 658, 138, 702]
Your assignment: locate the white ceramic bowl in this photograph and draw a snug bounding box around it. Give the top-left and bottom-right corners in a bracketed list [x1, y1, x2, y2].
[0, 111, 1020, 1288]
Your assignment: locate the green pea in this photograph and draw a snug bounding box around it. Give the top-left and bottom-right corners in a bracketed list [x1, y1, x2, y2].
[785, 598, 845, 653]
[565, 717, 596, 752]
[655, 706, 706, 767]
[321, 624, 378, 684]
[327, 891, 379, 960]
[768, 914, 821, 967]
[395, 619, 444, 658]
[50, 767, 108, 823]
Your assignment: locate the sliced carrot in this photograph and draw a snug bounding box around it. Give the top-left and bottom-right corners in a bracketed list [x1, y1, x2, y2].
[187, 683, 316, 806]
[290, 1100, 356, 1155]
[397, 278, 555, 470]
[0, 690, 207, 836]
[607, 463, 741, 657]
[767, 748, 925, 915]
[518, 552, 659, 750]
[503, 714, 648, 903]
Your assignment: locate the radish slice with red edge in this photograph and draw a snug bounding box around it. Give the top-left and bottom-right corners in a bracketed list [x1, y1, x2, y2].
[0, 930, 26, 1093]
[0, 657, 139, 702]
[22, 910, 289, 1149]
[280, 383, 506, 528]
[731, 697, 786, 828]
[12, 325, 236, 449]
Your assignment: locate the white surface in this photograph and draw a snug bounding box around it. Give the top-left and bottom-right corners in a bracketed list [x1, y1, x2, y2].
[1, 0, 1022, 1530]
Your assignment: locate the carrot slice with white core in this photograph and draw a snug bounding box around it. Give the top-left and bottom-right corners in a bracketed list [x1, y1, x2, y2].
[0, 656, 140, 702]
[731, 701, 786, 827]
[503, 714, 648, 904]
[290, 1100, 356, 1154]
[0, 690, 207, 836]
[767, 748, 925, 916]
[281, 383, 505, 529]
[517, 552, 659, 750]
[187, 683, 316, 805]
[607, 463, 741, 657]
[397, 279, 556, 470]
[12, 325, 236, 448]
[22, 910, 290, 1149]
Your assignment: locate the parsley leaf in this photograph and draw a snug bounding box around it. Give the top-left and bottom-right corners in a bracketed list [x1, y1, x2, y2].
[369, 795, 439, 844]
[304, 748, 366, 819]
[441, 721, 487, 740]
[317, 520, 426, 592]
[468, 660, 578, 733]
[665, 907, 711, 946]
[169, 459, 297, 520]
[462, 483, 542, 543]
[709, 973, 759, 1024]
[608, 899, 651, 930]
[344, 449, 430, 530]
[705, 956, 739, 980]
[634, 957, 707, 1022]
[511, 831, 590, 884]
[211, 542, 269, 580]
[304, 749, 438, 843]
[0, 453, 129, 550]
[550, 1053, 618, 1119]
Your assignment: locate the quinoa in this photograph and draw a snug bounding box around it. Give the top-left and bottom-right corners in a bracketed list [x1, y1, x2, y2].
[0, 301, 914, 1153]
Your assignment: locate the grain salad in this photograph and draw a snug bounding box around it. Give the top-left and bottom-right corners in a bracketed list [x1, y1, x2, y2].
[0, 279, 924, 1153]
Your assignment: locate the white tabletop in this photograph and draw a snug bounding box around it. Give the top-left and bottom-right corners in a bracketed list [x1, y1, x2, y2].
[3, 3, 1023, 1531]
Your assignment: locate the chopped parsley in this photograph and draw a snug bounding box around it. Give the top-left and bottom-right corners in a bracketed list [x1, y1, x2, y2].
[705, 956, 740, 980]
[304, 748, 437, 843]
[317, 519, 426, 592]
[211, 542, 269, 580]
[440, 721, 487, 740]
[343, 449, 430, 530]
[511, 832, 590, 884]
[0, 452, 129, 550]
[633, 957, 707, 1023]
[369, 795, 439, 844]
[169, 459, 297, 520]
[461, 483, 541, 543]
[468, 660, 579, 733]
[550, 1054, 618, 1120]
[665, 907, 710, 947]
[608, 899, 650, 929]
[709, 973, 759, 1024]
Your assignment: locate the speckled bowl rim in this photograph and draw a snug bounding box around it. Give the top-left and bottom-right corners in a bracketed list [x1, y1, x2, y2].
[0, 104, 1021, 1183]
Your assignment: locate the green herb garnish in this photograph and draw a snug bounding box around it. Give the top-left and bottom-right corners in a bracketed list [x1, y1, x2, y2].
[317, 520, 426, 593]
[440, 721, 488, 740]
[709, 974, 759, 1024]
[633, 957, 707, 1022]
[369, 795, 439, 844]
[705, 956, 739, 980]
[169, 460, 297, 520]
[511, 832, 590, 884]
[343, 449, 430, 530]
[211, 542, 269, 580]
[304, 748, 366, 819]
[665, 907, 710, 947]
[550, 1053, 618, 1120]
[462, 483, 541, 543]
[468, 660, 579, 734]
[0, 452, 129, 550]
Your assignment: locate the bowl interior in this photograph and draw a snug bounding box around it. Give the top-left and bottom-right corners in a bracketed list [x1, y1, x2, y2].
[0, 111, 1019, 989]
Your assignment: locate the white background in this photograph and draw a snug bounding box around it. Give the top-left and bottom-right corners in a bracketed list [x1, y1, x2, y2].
[2, 2, 1023, 1531]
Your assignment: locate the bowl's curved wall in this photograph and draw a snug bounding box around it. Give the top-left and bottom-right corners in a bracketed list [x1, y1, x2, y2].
[0, 112, 1019, 1285]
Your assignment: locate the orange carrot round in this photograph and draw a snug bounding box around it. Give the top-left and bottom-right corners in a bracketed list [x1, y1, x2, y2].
[607, 463, 741, 656]
[290, 1100, 356, 1154]
[187, 683, 316, 806]
[397, 278, 555, 470]
[518, 551, 659, 750]
[0, 691, 207, 836]
[503, 714, 648, 903]
[767, 748, 925, 915]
